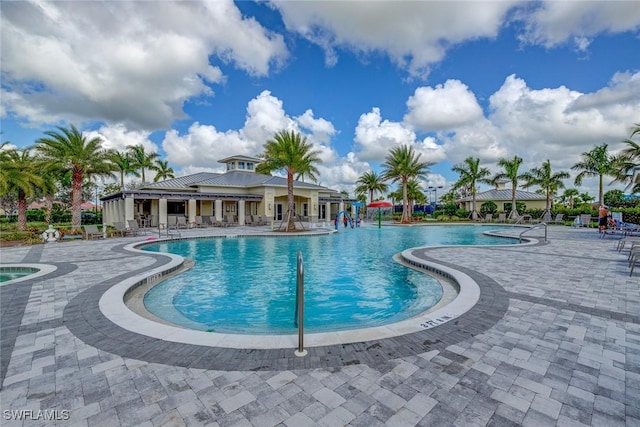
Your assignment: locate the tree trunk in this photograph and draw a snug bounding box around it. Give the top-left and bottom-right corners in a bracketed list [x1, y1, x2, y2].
[17, 190, 27, 232]
[509, 186, 518, 219]
[286, 172, 296, 231]
[471, 192, 478, 221]
[45, 194, 53, 225]
[72, 170, 83, 231]
[401, 179, 410, 223]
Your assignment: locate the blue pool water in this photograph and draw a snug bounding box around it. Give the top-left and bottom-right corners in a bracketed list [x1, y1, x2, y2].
[142, 225, 515, 334]
[0, 267, 38, 283]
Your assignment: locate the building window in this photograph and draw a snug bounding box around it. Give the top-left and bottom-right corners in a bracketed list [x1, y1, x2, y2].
[247, 162, 254, 170]
[238, 161, 245, 170]
[303, 203, 308, 217]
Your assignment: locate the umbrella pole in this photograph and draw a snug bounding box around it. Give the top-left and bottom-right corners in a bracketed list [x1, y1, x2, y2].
[378, 208, 381, 228]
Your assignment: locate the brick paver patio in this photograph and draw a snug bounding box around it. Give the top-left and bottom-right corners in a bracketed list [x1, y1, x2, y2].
[1, 225, 638, 426]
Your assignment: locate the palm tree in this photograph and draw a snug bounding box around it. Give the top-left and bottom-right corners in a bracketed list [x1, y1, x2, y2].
[355, 171, 388, 204]
[128, 144, 159, 185]
[571, 143, 616, 204]
[381, 145, 432, 224]
[492, 155, 525, 220]
[256, 130, 321, 232]
[35, 125, 114, 230]
[109, 150, 139, 189]
[0, 149, 44, 231]
[522, 160, 570, 216]
[451, 157, 492, 221]
[617, 123, 640, 193]
[153, 159, 175, 182]
[561, 188, 580, 209]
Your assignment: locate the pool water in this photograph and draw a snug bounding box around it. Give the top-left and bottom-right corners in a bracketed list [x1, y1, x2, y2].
[142, 225, 515, 334]
[0, 267, 39, 283]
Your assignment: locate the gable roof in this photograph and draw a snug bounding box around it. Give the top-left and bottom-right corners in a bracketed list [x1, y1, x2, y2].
[457, 188, 546, 202]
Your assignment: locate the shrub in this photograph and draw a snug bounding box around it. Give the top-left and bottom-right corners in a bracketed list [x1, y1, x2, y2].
[480, 201, 497, 214]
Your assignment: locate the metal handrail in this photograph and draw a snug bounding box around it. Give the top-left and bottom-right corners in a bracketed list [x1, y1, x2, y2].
[294, 251, 307, 357]
[519, 222, 547, 243]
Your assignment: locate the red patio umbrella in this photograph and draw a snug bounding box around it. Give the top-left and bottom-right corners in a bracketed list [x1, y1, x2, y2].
[367, 201, 393, 228]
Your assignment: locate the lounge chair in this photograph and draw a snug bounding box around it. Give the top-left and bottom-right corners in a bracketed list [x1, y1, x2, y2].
[83, 224, 102, 240]
[194, 216, 206, 228]
[127, 219, 146, 236]
[483, 213, 493, 223]
[496, 213, 506, 223]
[245, 215, 254, 226]
[113, 222, 133, 237]
[550, 213, 565, 224]
[176, 216, 188, 229]
[580, 214, 592, 228]
[223, 215, 237, 226]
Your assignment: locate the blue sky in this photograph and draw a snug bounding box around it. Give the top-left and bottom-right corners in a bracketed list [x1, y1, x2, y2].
[1, 0, 639, 199]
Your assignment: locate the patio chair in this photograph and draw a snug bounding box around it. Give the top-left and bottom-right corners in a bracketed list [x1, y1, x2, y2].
[83, 224, 102, 240]
[127, 219, 146, 236]
[245, 215, 254, 226]
[580, 214, 592, 228]
[223, 214, 237, 226]
[496, 213, 506, 223]
[113, 222, 133, 237]
[176, 216, 188, 229]
[483, 213, 493, 223]
[550, 213, 565, 224]
[194, 216, 206, 228]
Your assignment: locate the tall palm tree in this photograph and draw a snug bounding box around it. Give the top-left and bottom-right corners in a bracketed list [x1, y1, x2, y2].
[35, 125, 114, 230]
[388, 180, 425, 217]
[492, 155, 525, 220]
[355, 171, 388, 204]
[522, 160, 570, 215]
[451, 157, 492, 221]
[571, 143, 616, 204]
[109, 150, 139, 189]
[256, 129, 321, 232]
[381, 145, 433, 224]
[618, 123, 640, 193]
[0, 149, 44, 231]
[561, 188, 580, 209]
[127, 144, 159, 185]
[153, 159, 176, 182]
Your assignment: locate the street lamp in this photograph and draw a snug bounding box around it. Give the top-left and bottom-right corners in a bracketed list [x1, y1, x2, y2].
[428, 186, 443, 208]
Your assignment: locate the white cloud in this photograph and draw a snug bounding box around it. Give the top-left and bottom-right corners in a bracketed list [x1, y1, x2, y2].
[354, 108, 416, 161]
[518, 1, 640, 48]
[270, 1, 516, 77]
[1, 0, 288, 129]
[85, 124, 157, 153]
[404, 80, 484, 131]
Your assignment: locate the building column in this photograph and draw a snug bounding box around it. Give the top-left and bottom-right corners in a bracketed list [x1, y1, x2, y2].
[238, 200, 245, 226]
[124, 196, 135, 225]
[215, 199, 223, 222]
[188, 198, 196, 227]
[325, 202, 331, 222]
[158, 198, 167, 228]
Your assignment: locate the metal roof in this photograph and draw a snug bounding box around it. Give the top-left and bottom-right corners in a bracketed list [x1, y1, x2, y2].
[142, 172, 222, 189]
[457, 189, 546, 202]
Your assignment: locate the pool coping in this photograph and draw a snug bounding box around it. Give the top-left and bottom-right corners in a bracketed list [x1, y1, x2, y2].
[98, 231, 536, 350]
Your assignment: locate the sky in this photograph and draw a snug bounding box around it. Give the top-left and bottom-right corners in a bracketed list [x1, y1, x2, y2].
[1, 0, 640, 201]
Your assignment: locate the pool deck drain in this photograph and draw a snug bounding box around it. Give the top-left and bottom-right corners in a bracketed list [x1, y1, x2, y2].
[1, 225, 638, 426]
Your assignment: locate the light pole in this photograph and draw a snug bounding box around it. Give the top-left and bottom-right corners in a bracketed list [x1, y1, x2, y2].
[428, 186, 443, 209]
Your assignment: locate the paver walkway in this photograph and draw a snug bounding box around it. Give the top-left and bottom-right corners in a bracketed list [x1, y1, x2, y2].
[0, 225, 638, 426]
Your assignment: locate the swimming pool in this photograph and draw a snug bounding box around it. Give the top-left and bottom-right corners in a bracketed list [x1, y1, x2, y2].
[141, 225, 516, 334]
[0, 267, 39, 283]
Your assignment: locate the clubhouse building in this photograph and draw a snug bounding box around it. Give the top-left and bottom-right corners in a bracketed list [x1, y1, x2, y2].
[100, 155, 350, 228]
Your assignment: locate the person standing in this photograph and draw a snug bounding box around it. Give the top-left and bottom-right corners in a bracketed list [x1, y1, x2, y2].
[598, 205, 608, 233]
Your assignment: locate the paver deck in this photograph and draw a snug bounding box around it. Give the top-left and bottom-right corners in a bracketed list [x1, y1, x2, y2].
[0, 224, 638, 426]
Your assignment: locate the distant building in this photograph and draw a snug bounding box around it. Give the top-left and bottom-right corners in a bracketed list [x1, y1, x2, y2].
[100, 155, 350, 227]
[456, 181, 547, 212]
